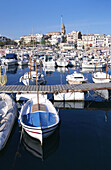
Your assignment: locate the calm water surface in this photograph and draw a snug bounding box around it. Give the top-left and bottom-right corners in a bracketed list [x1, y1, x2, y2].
[0, 65, 111, 170]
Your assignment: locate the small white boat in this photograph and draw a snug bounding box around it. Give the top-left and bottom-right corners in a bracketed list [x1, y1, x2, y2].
[0, 93, 17, 150]
[56, 57, 69, 67]
[18, 58, 28, 66]
[92, 72, 111, 83]
[42, 55, 55, 67]
[66, 71, 87, 84]
[82, 62, 106, 69]
[19, 97, 60, 145]
[19, 71, 46, 86]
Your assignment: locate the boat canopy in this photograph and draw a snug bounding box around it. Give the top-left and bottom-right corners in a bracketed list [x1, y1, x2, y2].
[6, 53, 17, 60]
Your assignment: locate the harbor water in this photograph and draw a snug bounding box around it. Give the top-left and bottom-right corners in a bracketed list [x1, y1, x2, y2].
[0, 65, 111, 170]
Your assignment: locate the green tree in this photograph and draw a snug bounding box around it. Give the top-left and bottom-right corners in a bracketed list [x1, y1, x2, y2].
[41, 38, 46, 45]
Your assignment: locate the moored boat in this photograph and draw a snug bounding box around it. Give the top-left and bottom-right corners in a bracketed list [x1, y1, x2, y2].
[66, 71, 87, 84]
[82, 61, 106, 69]
[56, 57, 69, 67]
[0, 93, 17, 150]
[92, 72, 111, 83]
[42, 55, 55, 67]
[2, 53, 18, 66]
[19, 71, 46, 86]
[18, 97, 60, 145]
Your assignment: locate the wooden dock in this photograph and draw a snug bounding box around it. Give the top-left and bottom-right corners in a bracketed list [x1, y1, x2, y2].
[0, 83, 111, 94]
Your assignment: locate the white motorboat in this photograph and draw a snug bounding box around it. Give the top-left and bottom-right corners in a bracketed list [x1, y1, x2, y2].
[92, 72, 111, 83]
[82, 61, 106, 69]
[19, 71, 46, 86]
[18, 58, 28, 66]
[66, 71, 87, 84]
[18, 96, 60, 145]
[2, 53, 18, 66]
[0, 93, 17, 150]
[42, 55, 55, 67]
[56, 57, 69, 67]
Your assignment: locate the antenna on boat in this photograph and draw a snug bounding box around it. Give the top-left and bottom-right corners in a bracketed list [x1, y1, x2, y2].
[35, 60, 39, 110]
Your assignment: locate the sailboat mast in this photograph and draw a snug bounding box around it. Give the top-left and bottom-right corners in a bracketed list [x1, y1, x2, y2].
[35, 60, 39, 110]
[30, 56, 32, 78]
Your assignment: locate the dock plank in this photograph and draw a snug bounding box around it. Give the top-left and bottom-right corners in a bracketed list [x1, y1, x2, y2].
[0, 82, 111, 93]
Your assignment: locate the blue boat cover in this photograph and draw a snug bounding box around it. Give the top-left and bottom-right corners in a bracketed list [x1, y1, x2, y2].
[6, 53, 17, 60]
[22, 111, 56, 128]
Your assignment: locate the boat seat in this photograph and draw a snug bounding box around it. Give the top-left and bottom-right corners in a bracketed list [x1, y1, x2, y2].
[40, 112, 56, 127]
[32, 104, 47, 112]
[22, 111, 57, 127]
[22, 113, 41, 127]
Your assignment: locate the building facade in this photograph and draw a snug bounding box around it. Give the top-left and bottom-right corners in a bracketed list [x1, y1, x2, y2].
[20, 34, 44, 44]
[67, 31, 82, 44]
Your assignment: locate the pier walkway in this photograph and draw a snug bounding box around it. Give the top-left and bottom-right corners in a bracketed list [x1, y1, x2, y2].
[0, 83, 111, 94]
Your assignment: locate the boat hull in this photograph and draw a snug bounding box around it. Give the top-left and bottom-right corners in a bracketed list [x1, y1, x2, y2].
[19, 98, 60, 145]
[22, 123, 59, 144]
[92, 77, 110, 83]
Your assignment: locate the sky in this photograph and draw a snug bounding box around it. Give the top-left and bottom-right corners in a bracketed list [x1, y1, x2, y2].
[0, 0, 111, 39]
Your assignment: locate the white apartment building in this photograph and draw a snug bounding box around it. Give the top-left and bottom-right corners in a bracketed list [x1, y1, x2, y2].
[67, 31, 81, 44]
[95, 34, 106, 47]
[49, 34, 62, 45]
[106, 35, 111, 47]
[35, 34, 43, 42]
[20, 34, 44, 44]
[77, 34, 107, 49]
[60, 43, 75, 50]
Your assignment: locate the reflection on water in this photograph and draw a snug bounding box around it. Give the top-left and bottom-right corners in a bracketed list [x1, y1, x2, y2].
[56, 67, 68, 73]
[54, 101, 84, 109]
[81, 68, 102, 73]
[18, 65, 29, 70]
[1, 64, 111, 169]
[84, 100, 111, 111]
[54, 100, 111, 111]
[21, 126, 60, 160]
[6, 65, 18, 74]
[43, 66, 55, 76]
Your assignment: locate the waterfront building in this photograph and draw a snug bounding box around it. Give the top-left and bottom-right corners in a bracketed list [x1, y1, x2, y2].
[81, 34, 106, 48]
[59, 43, 75, 50]
[67, 31, 82, 44]
[20, 34, 35, 44]
[35, 34, 44, 42]
[48, 34, 62, 45]
[46, 32, 61, 37]
[20, 34, 44, 44]
[106, 35, 111, 47]
[95, 34, 106, 47]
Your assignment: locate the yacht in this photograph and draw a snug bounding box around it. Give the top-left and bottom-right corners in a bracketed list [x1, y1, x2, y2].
[2, 53, 18, 66]
[66, 71, 87, 84]
[42, 55, 55, 67]
[56, 57, 69, 67]
[92, 72, 111, 83]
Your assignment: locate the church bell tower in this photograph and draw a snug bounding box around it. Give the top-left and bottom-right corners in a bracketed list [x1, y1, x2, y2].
[61, 16, 66, 35]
